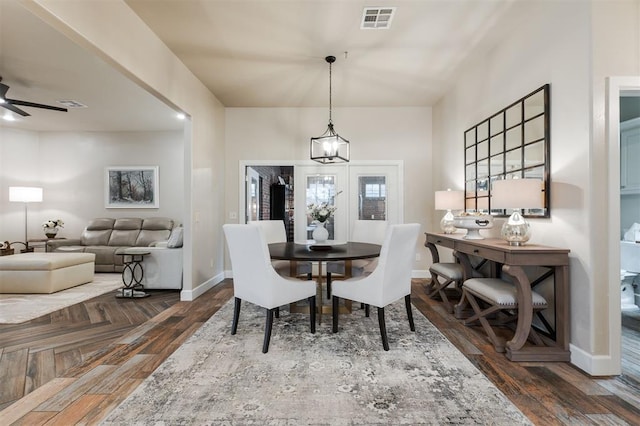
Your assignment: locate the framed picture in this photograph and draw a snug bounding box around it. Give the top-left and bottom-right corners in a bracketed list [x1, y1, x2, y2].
[105, 166, 159, 208]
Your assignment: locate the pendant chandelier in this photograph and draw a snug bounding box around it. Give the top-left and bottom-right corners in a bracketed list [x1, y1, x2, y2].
[310, 55, 350, 164]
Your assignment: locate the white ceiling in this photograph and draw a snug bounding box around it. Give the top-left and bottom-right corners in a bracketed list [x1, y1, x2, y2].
[0, 0, 182, 132]
[0, 0, 522, 132]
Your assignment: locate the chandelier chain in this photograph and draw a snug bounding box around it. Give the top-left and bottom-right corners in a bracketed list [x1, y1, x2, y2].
[328, 60, 333, 125]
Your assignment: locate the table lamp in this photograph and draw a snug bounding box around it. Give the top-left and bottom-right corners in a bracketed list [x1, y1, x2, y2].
[435, 189, 464, 234]
[9, 186, 43, 247]
[491, 178, 542, 246]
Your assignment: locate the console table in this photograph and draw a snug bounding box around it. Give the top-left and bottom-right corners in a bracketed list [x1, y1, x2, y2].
[425, 232, 570, 362]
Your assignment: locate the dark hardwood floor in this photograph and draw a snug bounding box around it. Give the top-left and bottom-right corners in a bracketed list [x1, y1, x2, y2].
[0, 279, 639, 425]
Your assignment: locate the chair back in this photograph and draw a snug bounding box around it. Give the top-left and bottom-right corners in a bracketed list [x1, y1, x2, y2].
[369, 223, 420, 305]
[223, 224, 278, 306]
[249, 220, 287, 244]
[351, 220, 388, 244]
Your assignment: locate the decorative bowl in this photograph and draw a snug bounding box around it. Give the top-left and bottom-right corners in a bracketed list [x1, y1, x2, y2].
[452, 214, 494, 239]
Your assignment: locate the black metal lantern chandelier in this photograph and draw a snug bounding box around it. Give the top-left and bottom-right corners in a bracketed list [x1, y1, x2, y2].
[310, 55, 350, 164]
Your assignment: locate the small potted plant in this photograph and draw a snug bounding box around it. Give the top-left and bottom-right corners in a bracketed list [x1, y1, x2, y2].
[42, 219, 64, 238]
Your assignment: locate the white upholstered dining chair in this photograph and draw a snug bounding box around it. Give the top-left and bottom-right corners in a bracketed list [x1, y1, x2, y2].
[331, 223, 420, 351]
[223, 224, 316, 353]
[250, 220, 312, 280]
[325, 220, 388, 298]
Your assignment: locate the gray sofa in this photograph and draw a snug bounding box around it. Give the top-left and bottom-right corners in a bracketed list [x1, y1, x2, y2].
[47, 217, 177, 273]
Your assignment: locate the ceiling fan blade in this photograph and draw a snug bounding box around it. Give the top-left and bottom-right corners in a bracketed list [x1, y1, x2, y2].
[1, 102, 30, 117]
[0, 83, 9, 100]
[7, 99, 67, 112]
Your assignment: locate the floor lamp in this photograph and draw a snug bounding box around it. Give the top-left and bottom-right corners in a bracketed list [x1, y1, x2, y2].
[9, 186, 43, 251]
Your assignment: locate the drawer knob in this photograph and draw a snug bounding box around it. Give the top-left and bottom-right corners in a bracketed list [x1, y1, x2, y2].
[473, 249, 479, 254]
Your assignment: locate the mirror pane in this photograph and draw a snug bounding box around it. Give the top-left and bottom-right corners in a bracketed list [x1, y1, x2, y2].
[524, 141, 545, 167]
[477, 121, 489, 142]
[477, 159, 489, 179]
[465, 129, 475, 147]
[506, 148, 522, 171]
[477, 141, 489, 159]
[490, 154, 504, 177]
[477, 178, 489, 192]
[465, 197, 475, 210]
[465, 146, 475, 164]
[525, 115, 545, 143]
[490, 114, 504, 136]
[506, 103, 522, 128]
[466, 163, 476, 179]
[490, 134, 503, 155]
[524, 89, 545, 120]
[466, 181, 475, 194]
[524, 165, 544, 180]
[506, 125, 522, 150]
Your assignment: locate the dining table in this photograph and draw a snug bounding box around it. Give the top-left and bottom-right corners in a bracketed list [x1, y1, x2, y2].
[268, 241, 381, 323]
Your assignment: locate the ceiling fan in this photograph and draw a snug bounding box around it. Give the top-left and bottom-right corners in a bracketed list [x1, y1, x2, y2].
[0, 77, 67, 117]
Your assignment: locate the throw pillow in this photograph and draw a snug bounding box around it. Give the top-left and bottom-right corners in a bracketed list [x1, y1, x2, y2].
[167, 226, 183, 248]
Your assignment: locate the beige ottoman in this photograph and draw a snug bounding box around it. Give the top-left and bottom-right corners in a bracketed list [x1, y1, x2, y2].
[0, 252, 95, 294]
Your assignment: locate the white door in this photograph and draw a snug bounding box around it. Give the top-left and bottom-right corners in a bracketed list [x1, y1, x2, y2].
[294, 165, 348, 242]
[245, 167, 260, 222]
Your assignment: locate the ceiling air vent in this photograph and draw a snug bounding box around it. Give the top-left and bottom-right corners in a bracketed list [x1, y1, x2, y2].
[361, 7, 396, 30]
[57, 100, 87, 108]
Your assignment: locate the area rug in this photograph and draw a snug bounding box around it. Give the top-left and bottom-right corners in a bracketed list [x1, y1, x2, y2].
[0, 273, 122, 324]
[102, 299, 532, 425]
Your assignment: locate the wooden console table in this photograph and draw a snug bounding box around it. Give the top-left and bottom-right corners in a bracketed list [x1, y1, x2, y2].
[425, 232, 571, 362]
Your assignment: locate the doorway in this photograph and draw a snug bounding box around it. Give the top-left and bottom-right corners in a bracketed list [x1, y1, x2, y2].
[607, 76, 640, 377]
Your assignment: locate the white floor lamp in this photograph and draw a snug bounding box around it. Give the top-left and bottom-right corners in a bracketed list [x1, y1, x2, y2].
[9, 186, 43, 251]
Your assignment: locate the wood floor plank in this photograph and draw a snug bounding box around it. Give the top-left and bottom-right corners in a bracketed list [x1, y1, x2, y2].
[24, 349, 56, 395]
[0, 378, 75, 425]
[41, 394, 107, 426]
[0, 348, 28, 405]
[34, 365, 115, 412]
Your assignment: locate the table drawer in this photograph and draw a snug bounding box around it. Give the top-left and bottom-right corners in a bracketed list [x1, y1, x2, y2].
[456, 242, 505, 263]
[426, 234, 455, 249]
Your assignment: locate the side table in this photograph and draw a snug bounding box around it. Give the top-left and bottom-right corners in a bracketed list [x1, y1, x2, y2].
[27, 237, 66, 252]
[115, 248, 151, 298]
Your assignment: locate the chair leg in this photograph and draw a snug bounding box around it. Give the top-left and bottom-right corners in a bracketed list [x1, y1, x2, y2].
[275, 307, 280, 318]
[231, 297, 241, 335]
[262, 308, 275, 353]
[405, 294, 415, 331]
[332, 296, 339, 333]
[378, 307, 389, 351]
[309, 296, 316, 334]
[307, 272, 312, 280]
[327, 273, 332, 299]
[365, 304, 370, 317]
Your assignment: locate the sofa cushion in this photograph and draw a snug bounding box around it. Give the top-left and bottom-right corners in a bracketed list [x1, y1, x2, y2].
[108, 218, 143, 246]
[135, 217, 174, 246]
[81, 218, 116, 246]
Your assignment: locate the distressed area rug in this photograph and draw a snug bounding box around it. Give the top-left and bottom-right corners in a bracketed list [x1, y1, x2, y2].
[102, 299, 532, 425]
[0, 273, 122, 323]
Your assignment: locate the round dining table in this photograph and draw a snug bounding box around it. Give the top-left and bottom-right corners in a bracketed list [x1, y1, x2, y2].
[268, 241, 381, 323]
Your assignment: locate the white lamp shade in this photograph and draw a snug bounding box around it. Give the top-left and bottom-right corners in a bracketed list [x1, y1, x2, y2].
[9, 186, 43, 203]
[434, 190, 464, 210]
[491, 179, 542, 209]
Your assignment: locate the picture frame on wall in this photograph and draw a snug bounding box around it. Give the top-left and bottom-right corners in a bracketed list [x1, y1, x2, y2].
[105, 166, 159, 208]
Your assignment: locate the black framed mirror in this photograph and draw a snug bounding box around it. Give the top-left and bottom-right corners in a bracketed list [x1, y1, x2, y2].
[464, 84, 550, 217]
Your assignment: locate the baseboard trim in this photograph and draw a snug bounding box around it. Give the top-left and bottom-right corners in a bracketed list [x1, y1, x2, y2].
[569, 343, 621, 376]
[180, 272, 225, 301]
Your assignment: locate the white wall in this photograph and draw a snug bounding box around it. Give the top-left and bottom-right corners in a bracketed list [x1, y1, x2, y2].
[225, 107, 433, 270]
[433, 0, 640, 375]
[0, 127, 183, 243]
[26, 0, 227, 300]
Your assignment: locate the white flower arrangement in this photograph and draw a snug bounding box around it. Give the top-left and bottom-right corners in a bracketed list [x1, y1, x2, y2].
[42, 219, 64, 229]
[307, 202, 336, 223]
